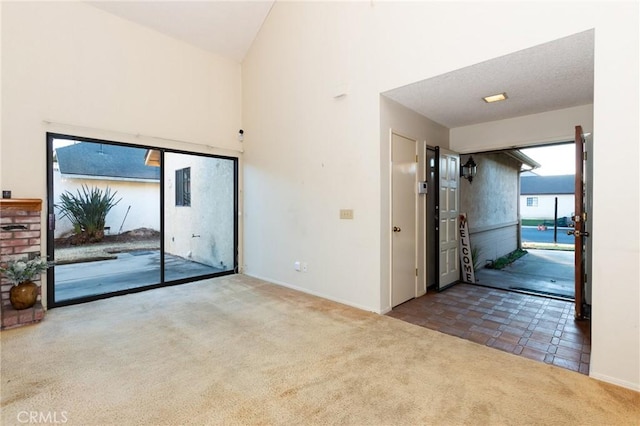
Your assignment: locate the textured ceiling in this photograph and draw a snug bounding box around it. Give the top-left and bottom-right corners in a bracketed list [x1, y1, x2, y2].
[88, 1, 275, 62]
[384, 30, 595, 128]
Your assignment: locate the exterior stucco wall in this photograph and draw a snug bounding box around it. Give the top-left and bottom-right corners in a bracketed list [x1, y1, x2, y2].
[460, 153, 520, 267]
[164, 154, 235, 270]
[467, 224, 518, 269]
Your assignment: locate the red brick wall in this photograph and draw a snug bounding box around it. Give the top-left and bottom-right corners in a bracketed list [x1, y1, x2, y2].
[0, 199, 45, 330]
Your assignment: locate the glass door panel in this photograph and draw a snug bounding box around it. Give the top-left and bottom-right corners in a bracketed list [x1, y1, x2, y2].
[50, 137, 161, 303]
[163, 153, 235, 282]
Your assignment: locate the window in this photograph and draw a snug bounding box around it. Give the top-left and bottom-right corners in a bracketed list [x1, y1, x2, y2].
[176, 167, 191, 206]
[526, 197, 538, 207]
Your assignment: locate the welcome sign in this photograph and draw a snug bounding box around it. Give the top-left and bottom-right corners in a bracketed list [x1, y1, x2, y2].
[459, 213, 475, 284]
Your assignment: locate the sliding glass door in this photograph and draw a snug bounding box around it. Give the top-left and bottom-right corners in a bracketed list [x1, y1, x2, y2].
[47, 133, 237, 307]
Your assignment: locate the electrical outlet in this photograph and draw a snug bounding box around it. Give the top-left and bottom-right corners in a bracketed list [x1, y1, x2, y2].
[340, 209, 354, 220]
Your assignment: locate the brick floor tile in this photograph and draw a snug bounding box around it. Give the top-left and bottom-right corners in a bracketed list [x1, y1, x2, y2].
[482, 315, 511, 325]
[495, 332, 522, 345]
[552, 357, 580, 371]
[470, 324, 501, 337]
[555, 346, 582, 362]
[525, 339, 550, 353]
[465, 331, 493, 345]
[499, 325, 528, 336]
[490, 339, 517, 353]
[521, 347, 547, 362]
[537, 319, 561, 329]
[385, 284, 590, 376]
[528, 331, 555, 344]
[560, 331, 586, 344]
[508, 319, 531, 329]
[558, 339, 583, 351]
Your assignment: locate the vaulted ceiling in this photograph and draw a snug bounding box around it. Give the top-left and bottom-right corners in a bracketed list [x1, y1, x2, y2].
[87, 2, 594, 129]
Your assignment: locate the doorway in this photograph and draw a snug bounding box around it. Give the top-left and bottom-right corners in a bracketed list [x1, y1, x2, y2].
[464, 140, 591, 314]
[46, 133, 238, 307]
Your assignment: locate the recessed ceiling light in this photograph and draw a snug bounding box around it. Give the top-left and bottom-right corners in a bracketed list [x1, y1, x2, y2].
[483, 92, 508, 103]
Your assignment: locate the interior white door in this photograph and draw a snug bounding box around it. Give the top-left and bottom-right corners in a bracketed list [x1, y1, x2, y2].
[436, 147, 460, 290]
[391, 133, 417, 307]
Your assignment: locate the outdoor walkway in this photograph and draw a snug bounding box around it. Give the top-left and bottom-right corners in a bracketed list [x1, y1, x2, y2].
[475, 249, 574, 299]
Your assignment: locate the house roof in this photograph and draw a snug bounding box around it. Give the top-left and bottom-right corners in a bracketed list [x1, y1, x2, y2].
[56, 143, 160, 181]
[521, 175, 574, 195]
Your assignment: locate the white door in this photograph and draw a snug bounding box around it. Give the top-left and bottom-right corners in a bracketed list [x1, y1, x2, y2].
[391, 133, 417, 307]
[437, 147, 460, 290]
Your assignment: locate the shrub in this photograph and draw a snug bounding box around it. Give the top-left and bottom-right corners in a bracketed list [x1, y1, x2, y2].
[486, 249, 528, 270]
[56, 185, 121, 244]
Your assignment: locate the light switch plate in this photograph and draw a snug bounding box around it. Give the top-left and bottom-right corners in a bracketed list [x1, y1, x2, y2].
[340, 209, 354, 220]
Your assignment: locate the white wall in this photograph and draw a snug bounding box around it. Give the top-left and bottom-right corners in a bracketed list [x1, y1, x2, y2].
[1, 1, 242, 192]
[1, 1, 242, 301]
[520, 194, 574, 221]
[243, 2, 639, 389]
[451, 104, 594, 151]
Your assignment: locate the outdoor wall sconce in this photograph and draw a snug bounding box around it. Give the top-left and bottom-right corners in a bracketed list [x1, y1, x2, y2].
[461, 156, 477, 183]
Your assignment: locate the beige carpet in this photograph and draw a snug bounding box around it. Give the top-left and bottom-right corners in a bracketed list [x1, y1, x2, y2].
[1, 275, 638, 425]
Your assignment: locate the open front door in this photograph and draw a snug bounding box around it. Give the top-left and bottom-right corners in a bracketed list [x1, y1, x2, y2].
[435, 147, 460, 290]
[570, 125, 589, 319]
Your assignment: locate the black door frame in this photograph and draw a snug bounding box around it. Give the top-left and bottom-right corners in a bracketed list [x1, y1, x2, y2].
[46, 132, 239, 308]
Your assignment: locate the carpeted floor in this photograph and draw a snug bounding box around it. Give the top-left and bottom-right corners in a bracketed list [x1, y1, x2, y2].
[1, 275, 638, 425]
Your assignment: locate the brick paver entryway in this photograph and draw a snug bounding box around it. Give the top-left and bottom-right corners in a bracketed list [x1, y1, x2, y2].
[387, 284, 591, 374]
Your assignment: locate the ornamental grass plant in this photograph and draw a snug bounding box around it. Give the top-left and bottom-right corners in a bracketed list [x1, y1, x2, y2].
[56, 185, 121, 244]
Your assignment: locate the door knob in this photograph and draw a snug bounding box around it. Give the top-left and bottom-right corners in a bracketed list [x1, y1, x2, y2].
[567, 230, 590, 237]
[393, 226, 401, 233]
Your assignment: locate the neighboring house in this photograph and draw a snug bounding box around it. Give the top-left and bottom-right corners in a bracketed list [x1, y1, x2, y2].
[54, 142, 160, 238]
[520, 175, 575, 224]
[460, 151, 538, 268]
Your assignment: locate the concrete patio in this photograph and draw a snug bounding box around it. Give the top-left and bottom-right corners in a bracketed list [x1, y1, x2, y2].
[474, 249, 574, 299]
[54, 250, 225, 302]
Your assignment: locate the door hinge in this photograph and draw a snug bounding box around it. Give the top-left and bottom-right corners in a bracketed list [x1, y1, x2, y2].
[584, 273, 588, 283]
[416, 268, 418, 276]
[415, 155, 419, 163]
[584, 151, 588, 161]
[582, 212, 588, 222]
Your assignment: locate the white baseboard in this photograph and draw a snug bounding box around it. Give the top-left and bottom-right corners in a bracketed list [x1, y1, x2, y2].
[242, 272, 381, 314]
[589, 372, 640, 392]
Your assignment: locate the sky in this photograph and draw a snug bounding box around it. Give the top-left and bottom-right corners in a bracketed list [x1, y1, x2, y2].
[519, 143, 575, 176]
